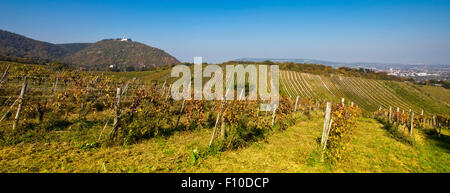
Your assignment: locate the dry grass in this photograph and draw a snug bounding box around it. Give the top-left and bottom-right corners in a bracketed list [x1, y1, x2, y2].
[1, 112, 447, 173]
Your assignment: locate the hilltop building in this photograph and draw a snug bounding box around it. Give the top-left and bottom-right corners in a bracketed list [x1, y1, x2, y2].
[120, 36, 131, 42]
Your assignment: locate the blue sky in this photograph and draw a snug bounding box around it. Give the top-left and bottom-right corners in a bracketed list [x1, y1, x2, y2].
[1, 0, 450, 64]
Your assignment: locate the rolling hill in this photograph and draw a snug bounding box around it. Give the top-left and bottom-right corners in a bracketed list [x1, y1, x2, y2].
[279, 70, 450, 114]
[57, 43, 92, 53]
[0, 30, 69, 61]
[0, 29, 180, 69]
[63, 39, 180, 70]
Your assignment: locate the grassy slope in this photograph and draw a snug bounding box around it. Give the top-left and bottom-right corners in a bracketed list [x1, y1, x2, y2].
[383, 81, 450, 115]
[89, 67, 450, 115]
[1, 64, 448, 173]
[279, 69, 450, 115]
[415, 84, 450, 107]
[1, 112, 447, 173]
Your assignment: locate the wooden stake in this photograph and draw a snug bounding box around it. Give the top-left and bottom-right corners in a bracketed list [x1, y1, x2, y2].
[99, 112, 114, 140]
[432, 115, 436, 127]
[210, 99, 228, 146]
[239, 88, 244, 100]
[396, 107, 400, 130]
[0, 98, 19, 122]
[122, 82, 129, 97]
[160, 80, 167, 93]
[294, 96, 299, 112]
[320, 102, 332, 148]
[110, 88, 122, 139]
[165, 84, 172, 100]
[53, 77, 59, 92]
[409, 110, 414, 135]
[271, 104, 277, 126]
[209, 112, 221, 146]
[220, 116, 226, 139]
[175, 99, 186, 129]
[321, 119, 333, 161]
[1, 96, 12, 108]
[0, 64, 10, 88]
[12, 77, 27, 130]
[388, 106, 392, 124]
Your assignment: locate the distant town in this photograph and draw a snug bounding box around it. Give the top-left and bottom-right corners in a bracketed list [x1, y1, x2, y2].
[353, 64, 450, 82]
[236, 58, 450, 82]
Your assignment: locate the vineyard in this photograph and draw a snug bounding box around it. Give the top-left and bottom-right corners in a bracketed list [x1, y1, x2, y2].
[0, 62, 449, 173]
[280, 70, 450, 114]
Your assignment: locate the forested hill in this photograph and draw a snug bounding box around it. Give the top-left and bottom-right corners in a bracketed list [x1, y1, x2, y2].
[0, 30, 69, 61]
[0, 29, 180, 69]
[63, 39, 180, 70]
[57, 43, 92, 53]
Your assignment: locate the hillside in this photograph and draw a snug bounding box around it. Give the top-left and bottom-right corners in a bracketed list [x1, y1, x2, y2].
[0, 30, 69, 61]
[0, 30, 180, 69]
[280, 70, 450, 114]
[93, 64, 450, 115]
[0, 62, 448, 173]
[57, 43, 92, 53]
[1, 112, 447, 172]
[64, 39, 180, 70]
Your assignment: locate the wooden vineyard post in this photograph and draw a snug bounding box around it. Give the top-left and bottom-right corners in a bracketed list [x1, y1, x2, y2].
[218, 89, 231, 140]
[409, 110, 414, 135]
[0, 96, 12, 109]
[388, 106, 392, 124]
[0, 98, 19, 122]
[402, 110, 404, 123]
[160, 80, 167, 93]
[341, 98, 345, 106]
[12, 77, 27, 130]
[165, 84, 172, 101]
[175, 99, 186, 129]
[239, 88, 245, 100]
[99, 115, 111, 140]
[396, 107, 400, 130]
[271, 104, 277, 126]
[209, 111, 221, 146]
[320, 102, 332, 147]
[294, 96, 299, 112]
[421, 110, 425, 126]
[320, 102, 332, 161]
[220, 116, 226, 139]
[209, 99, 228, 146]
[0, 64, 10, 88]
[110, 88, 122, 139]
[121, 82, 129, 98]
[53, 77, 59, 92]
[401, 109, 405, 126]
[350, 101, 354, 107]
[432, 115, 436, 127]
[321, 119, 333, 161]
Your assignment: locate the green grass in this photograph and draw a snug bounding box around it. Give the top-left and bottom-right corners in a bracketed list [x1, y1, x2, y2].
[279, 69, 450, 115]
[1, 112, 447, 173]
[1, 64, 448, 173]
[383, 81, 450, 115]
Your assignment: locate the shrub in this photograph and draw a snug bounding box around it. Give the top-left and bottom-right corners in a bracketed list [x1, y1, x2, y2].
[325, 104, 361, 162]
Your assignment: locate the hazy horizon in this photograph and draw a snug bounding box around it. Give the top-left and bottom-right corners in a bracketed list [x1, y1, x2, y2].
[1, 0, 450, 64]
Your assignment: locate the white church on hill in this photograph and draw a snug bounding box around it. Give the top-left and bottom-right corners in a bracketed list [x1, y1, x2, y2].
[120, 36, 131, 42]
